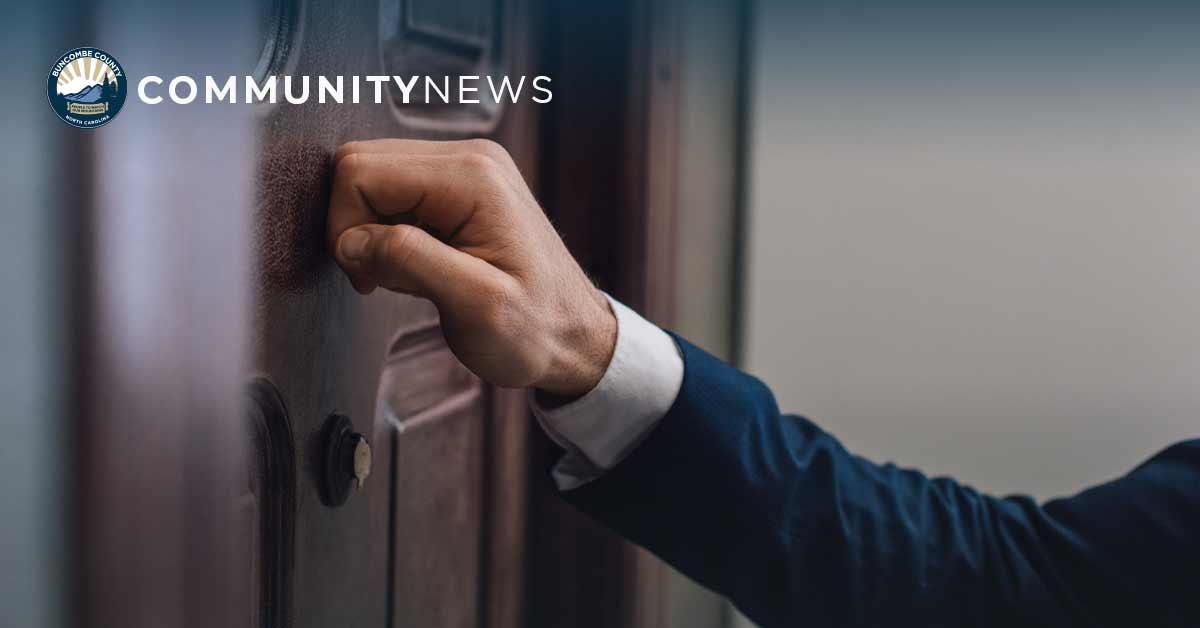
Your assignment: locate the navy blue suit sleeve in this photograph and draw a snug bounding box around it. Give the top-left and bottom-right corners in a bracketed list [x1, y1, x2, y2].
[560, 335, 1200, 628]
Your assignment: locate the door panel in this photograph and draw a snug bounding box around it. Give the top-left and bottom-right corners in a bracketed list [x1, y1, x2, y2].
[250, 1, 538, 626]
[378, 306, 486, 628]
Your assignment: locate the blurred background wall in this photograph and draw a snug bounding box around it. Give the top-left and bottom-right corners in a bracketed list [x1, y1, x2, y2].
[0, 4, 71, 627]
[734, 6, 1200, 625]
[744, 0, 1200, 506]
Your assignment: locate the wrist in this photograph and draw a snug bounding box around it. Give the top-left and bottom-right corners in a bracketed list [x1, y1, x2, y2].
[535, 288, 617, 400]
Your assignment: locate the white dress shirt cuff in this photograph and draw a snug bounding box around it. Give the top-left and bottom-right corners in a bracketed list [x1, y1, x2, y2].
[528, 294, 684, 490]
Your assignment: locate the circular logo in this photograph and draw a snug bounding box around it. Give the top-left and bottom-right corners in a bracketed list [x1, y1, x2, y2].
[47, 46, 127, 129]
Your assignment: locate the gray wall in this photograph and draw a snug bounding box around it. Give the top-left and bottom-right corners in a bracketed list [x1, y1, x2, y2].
[0, 4, 69, 627]
[744, 0, 1200, 506]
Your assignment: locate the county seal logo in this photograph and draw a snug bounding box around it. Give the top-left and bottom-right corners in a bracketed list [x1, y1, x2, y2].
[47, 46, 127, 129]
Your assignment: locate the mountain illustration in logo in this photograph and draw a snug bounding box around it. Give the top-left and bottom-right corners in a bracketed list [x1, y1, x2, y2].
[55, 59, 120, 103]
[62, 82, 106, 103]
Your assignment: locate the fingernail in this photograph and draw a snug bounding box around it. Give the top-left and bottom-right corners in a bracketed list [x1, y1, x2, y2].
[340, 229, 372, 261]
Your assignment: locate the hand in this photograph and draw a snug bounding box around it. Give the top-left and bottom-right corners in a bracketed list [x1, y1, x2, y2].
[326, 138, 617, 398]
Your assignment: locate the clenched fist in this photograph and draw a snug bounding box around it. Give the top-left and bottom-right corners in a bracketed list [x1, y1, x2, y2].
[327, 139, 616, 398]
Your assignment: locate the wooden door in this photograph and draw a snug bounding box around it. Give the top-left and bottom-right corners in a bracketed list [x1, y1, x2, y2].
[71, 2, 685, 627]
[249, 1, 540, 627]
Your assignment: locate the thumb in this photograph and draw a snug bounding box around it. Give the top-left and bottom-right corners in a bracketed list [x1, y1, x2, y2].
[335, 224, 503, 305]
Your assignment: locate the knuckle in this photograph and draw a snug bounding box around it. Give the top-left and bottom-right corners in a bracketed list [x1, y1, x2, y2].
[459, 153, 513, 195]
[333, 142, 361, 166]
[336, 151, 366, 180]
[466, 138, 510, 164]
[459, 151, 497, 178]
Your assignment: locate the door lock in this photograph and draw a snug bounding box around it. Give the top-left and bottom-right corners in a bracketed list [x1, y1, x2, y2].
[319, 413, 371, 506]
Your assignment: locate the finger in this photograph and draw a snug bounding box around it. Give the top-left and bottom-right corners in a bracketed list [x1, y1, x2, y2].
[327, 152, 499, 250]
[335, 138, 524, 189]
[335, 223, 507, 307]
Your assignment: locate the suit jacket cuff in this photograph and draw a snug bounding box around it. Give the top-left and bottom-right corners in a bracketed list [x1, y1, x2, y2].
[528, 294, 684, 490]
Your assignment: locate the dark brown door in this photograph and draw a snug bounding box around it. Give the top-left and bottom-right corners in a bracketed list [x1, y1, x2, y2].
[250, 1, 540, 627]
[72, 1, 682, 627]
